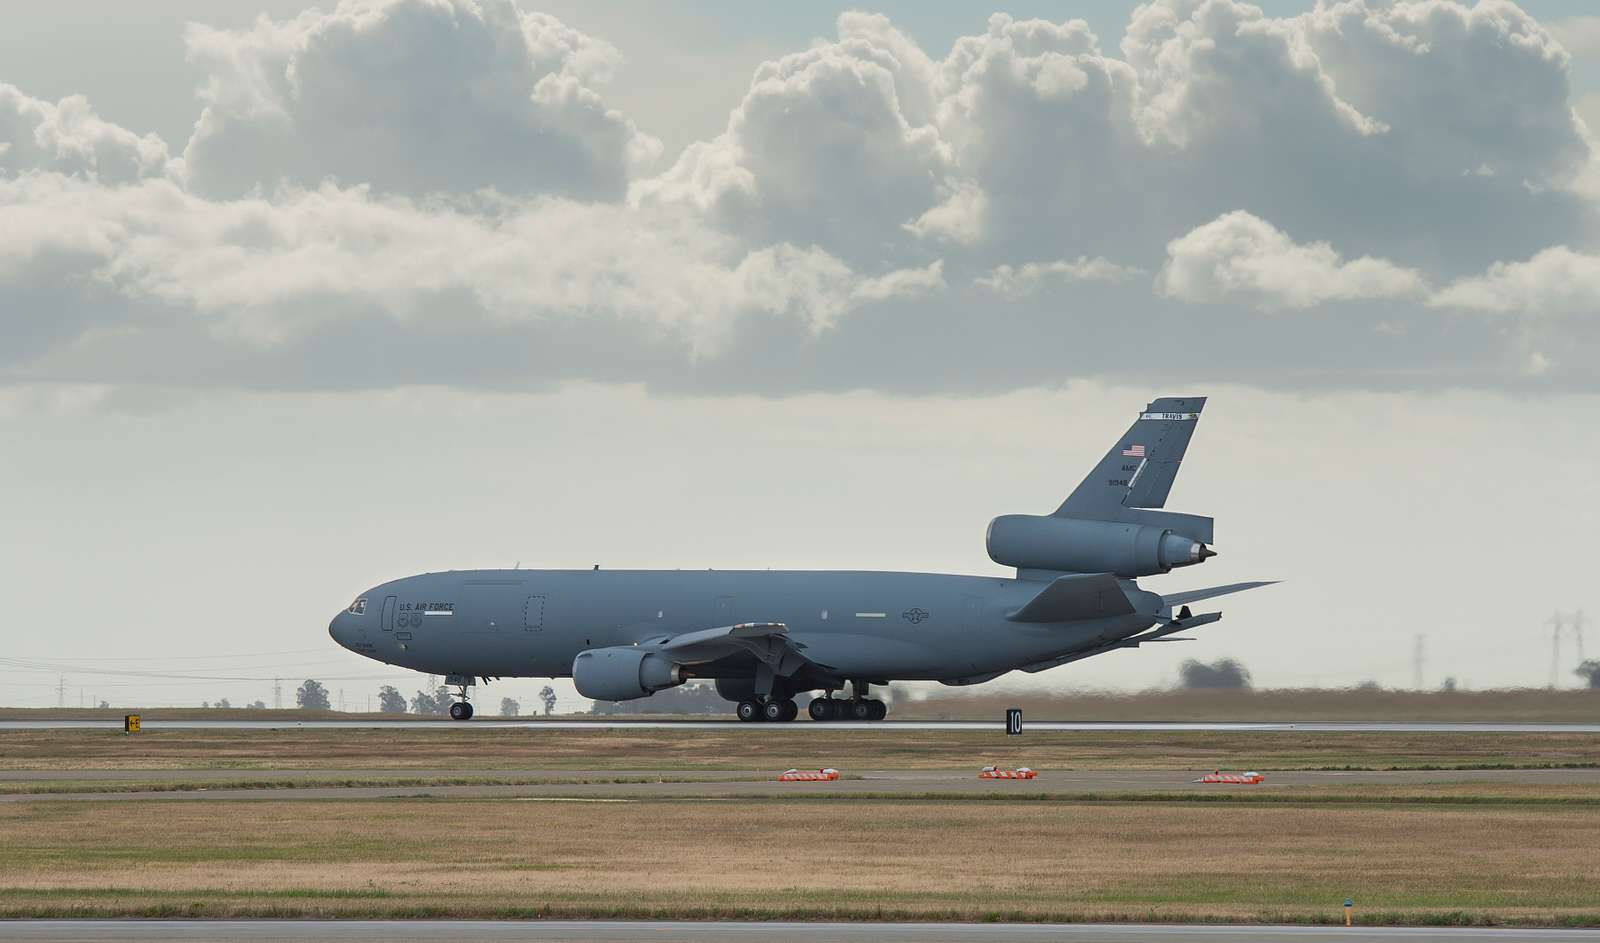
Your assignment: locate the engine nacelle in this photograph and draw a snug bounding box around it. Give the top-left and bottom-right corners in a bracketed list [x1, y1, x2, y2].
[572, 646, 684, 701]
[986, 514, 1213, 578]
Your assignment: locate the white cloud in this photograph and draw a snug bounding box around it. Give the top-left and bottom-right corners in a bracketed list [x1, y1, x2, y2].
[0, 84, 170, 183]
[0, 172, 943, 357]
[1302, 1, 1585, 186]
[3, 0, 1600, 395]
[633, 13, 952, 257]
[1159, 211, 1428, 309]
[1431, 245, 1600, 316]
[903, 180, 987, 246]
[976, 257, 1142, 299]
[180, 0, 660, 200]
[1546, 16, 1600, 59]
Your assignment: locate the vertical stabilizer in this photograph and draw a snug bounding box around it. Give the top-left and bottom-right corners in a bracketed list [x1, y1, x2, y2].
[1055, 396, 1206, 517]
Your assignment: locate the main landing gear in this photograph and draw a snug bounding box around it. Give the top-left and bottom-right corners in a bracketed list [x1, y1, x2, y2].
[736, 681, 887, 722]
[736, 698, 798, 722]
[807, 695, 886, 722]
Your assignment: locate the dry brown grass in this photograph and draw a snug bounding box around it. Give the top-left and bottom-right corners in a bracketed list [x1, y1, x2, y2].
[3, 727, 1596, 773]
[2, 796, 1598, 924]
[893, 687, 1600, 721]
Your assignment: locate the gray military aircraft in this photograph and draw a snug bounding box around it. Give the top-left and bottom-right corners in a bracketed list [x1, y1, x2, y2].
[329, 396, 1271, 721]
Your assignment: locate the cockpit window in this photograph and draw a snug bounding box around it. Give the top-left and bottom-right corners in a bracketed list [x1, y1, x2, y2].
[348, 597, 367, 615]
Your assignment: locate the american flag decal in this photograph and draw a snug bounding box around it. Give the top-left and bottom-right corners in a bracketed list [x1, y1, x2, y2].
[1122, 444, 1146, 457]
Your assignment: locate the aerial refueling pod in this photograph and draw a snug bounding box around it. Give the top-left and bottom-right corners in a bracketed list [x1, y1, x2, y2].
[986, 515, 1214, 577]
[572, 646, 684, 701]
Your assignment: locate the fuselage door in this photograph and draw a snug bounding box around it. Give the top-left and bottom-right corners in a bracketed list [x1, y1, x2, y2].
[525, 595, 545, 631]
[381, 595, 397, 632]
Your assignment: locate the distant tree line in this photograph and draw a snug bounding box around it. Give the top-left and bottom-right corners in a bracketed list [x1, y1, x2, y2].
[1178, 658, 1251, 690]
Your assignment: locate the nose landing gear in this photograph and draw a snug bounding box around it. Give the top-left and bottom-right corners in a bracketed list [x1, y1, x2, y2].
[445, 675, 475, 721]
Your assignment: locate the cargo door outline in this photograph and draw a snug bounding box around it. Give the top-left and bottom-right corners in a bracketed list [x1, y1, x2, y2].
[524, 595, 546, 631]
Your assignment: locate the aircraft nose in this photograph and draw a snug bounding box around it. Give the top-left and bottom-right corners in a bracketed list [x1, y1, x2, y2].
[329, 612, 350, 649]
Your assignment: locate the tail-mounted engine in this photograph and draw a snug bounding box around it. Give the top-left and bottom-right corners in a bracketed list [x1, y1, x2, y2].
[986, 513, 1215, 578]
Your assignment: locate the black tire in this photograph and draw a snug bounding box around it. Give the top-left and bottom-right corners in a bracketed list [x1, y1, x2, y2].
[777, 699, 799, 722]
[849, 699, 873, 721]
[808, 698, 837, 722]
[866, 699, 887, 721]
[761, 699, 787, 722]
[736, 700, 763, 722]
[449, 701, 470, 721]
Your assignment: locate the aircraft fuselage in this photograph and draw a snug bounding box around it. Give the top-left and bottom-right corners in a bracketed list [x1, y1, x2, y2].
[329, 568, 1162, 684]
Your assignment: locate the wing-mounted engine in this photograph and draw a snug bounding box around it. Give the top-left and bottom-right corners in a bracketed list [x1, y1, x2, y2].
[571, 646, 684, 701]
[986, 511, 1215, 578]
[572, 622, 815, 702]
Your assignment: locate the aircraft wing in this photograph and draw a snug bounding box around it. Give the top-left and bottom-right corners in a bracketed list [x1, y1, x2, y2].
[1007, 573, 1136, 623]
[656, 622, 815, 675]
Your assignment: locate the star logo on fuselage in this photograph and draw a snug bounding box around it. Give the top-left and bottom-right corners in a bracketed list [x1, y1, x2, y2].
[902, 608, 930, 624]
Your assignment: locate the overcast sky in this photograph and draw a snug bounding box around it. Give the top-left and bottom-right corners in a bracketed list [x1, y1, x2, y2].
[4, 0, 1599, 709]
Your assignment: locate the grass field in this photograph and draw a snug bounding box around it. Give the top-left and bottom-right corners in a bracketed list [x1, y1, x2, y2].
[4, 727, 1597, 772]
[3, 726, 1597, 926]
[2, 795, 1598, 925]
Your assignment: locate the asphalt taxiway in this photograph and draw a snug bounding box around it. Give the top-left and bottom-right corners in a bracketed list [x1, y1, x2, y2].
[2, 921, 1598, 942]
[5, 719, 1599, 732]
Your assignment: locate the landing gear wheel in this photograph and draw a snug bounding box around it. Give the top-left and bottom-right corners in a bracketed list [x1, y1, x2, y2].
[866, 699, 887, 721]
[449, 701, 473, 721]
[808, 698, 837, 722]
[849, 699, 873, 721]
[762, 699, 797, 722]
[736, 699, 763, 722]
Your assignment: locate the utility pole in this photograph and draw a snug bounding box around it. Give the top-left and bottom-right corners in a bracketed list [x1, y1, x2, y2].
[1573, 610, 1588, 665]
[1412, 634, 1425, 691]
[339, 688, 346, 713]
[1548, 612, 1565, 689]
[56, 676, 65, 709]
[274, 677, 283, 710]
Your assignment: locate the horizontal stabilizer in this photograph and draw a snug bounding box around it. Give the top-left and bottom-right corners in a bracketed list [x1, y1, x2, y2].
[1008, 573, 1135, 623]
[1160, 581, 1277, 611]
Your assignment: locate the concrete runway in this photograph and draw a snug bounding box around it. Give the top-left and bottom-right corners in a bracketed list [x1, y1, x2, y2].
[3, 765, 1595, 802]
[2, 921, 1597, 942]
[5, 719, 1599, 732]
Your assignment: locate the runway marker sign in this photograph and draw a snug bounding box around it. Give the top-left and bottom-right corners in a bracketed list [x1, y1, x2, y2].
[1006, 708, 1023, 735]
